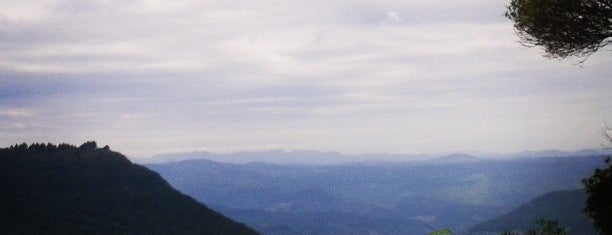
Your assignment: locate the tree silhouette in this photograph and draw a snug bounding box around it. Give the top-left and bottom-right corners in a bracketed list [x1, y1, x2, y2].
[582, 157, 612, 234]
[502, 219, 568, 235]
[581, 124, 612, 234]
[505, 0, 612, 60]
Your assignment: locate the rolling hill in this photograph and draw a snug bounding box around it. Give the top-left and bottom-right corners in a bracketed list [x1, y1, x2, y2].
[466, 189, 597, 235]
[147, 154, 606, 234]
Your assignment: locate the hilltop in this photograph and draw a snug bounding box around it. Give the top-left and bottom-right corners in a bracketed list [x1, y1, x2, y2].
[0, 142, 258, 235]
[466, 189, 597, 235]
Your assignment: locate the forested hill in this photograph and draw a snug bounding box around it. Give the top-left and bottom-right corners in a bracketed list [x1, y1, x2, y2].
[466, 189, 597, 235]
[0, 142, 258, 235]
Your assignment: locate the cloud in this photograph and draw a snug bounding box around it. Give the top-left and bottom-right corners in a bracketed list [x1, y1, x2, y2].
[385, 11, 403, 24]
[0, 0, 611, 157]
[0, 108, 32, 118]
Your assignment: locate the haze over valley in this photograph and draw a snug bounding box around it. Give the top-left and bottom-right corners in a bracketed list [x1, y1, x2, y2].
[1, 0, 611, 234]
[146, 150, 608, 234]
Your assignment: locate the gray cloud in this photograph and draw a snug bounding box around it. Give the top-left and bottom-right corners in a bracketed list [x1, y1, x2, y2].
[1, 0, 611, 158]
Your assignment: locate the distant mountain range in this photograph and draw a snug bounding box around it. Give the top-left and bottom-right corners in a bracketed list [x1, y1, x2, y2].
[467, 189, 597, 235]
[3, 142, 605, 235]
[0, 142, 258, 235]
[139, 148, 612, 165]
[425, 153, 481, 164]
[140, 149, 436, 165]
[146, 154, 608, 234]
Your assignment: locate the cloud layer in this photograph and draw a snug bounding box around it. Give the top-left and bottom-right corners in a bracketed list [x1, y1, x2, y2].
[1, 0, 611, 158]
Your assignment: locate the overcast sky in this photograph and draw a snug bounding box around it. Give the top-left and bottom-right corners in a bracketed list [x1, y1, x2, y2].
[1, 0, 611, 158]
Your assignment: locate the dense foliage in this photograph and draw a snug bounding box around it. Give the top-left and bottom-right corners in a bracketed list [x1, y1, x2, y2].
[429, 228, 453, 235]
[0, 142, 258, 235]
[501, 219, 568, 235]
[505, 0, 611, 60]
[582, 157, 612, 234]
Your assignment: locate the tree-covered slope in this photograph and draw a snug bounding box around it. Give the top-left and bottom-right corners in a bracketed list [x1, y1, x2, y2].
[466, 189, 597, 235]
[0, 142, 258, 235]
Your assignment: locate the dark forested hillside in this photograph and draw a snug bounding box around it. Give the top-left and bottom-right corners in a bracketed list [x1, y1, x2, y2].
[466, 189, 597, 235]
[0, 142, 258, 235]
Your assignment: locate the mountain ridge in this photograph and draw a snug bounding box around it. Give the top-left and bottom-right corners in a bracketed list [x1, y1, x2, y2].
[466, 189, 597, 235]
[146, 154, 608, 234]
[139, 148, 612, 165]
[0, 142, 259, 235]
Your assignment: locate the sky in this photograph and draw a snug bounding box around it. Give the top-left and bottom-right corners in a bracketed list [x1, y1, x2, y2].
[1, 0, 611, 159]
